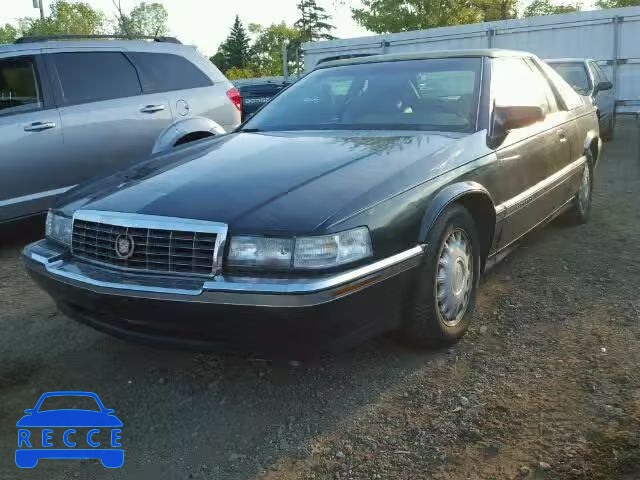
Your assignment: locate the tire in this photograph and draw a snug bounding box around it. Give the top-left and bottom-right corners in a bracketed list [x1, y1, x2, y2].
[398, 204, 481, 348]
[563, 151, 594, 225]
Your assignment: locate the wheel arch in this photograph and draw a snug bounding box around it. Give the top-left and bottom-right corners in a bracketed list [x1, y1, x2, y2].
[418, 182, 496, 270]
[152, 117, 227, 155]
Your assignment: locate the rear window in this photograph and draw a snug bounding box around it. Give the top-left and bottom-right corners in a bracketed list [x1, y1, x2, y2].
[0, 56, 41, 115]
[53, 52, 142, 105]
[130, 52, 213, 93]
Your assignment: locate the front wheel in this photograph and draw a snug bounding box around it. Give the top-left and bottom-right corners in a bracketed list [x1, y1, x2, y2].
[398, 204, 481, 348]
[563, 153, 594, 225]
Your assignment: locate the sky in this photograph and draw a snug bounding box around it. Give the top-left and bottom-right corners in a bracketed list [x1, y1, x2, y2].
[0, 0, 372, 56]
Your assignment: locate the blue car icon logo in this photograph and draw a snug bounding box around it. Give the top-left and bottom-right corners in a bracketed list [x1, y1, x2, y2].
[16, 391, 123, 468]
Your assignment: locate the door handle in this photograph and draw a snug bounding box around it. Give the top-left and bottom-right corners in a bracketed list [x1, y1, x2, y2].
[24, 121, 56, 132]
[140, 104, 165, 114]
[556, 129, 567, 143]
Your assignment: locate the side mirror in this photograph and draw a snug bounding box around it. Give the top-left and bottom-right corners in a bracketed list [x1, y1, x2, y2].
[24, 409, 34, 414]
[490, 105, 545, 145]
[595, 80, 613, 93]
[105, 409, 115, 414]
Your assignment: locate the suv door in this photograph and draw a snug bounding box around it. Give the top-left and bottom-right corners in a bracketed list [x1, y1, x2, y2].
[46, 49, 174, 181]
[0, 52, 65, 222]
[128, 51, 236, 131]
[491, 57, 572, 248]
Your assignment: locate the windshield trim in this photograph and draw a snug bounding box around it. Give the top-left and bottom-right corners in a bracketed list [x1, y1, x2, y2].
[241, 57, 484, 135]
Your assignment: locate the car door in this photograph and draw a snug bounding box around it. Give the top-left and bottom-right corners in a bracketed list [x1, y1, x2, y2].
[46, 49, 174, 183]
[0, 51, 66, 223]
[491, 57, 571, 249]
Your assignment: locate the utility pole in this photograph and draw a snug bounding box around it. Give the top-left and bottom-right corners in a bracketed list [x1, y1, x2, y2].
[33, 0, 45, 20]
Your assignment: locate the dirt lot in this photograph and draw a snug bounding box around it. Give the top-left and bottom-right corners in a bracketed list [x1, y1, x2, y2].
[1, 118, 639, 480]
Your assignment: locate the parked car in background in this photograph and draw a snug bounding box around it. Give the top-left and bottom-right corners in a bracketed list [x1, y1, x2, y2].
[0, 35, 241, 225]
[24, 49, 600, 356]
[546, 58, 615, 140]
[234, 78, 292, 121]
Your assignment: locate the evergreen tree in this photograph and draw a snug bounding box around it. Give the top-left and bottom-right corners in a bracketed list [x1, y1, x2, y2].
[214, 15, 251, 71]
[295, 0, 336, 43]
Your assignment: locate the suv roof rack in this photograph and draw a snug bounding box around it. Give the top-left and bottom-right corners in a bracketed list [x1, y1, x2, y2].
[14, 34, 181, 44]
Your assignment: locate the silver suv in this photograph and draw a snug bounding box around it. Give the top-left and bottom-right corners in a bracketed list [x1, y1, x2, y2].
[0, 35, 241, 224]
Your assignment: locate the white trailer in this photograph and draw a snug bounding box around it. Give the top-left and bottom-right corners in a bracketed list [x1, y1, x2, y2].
[303, 6, 640, 113]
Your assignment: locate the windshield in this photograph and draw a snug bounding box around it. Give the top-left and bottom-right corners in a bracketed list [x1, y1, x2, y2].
[548, 63, 591, 95]
[38, 395, 101, 412]
[242, 58, 482, 133]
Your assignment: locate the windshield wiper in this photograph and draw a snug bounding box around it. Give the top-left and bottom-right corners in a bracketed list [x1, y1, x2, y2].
[239, 128, 264, 133]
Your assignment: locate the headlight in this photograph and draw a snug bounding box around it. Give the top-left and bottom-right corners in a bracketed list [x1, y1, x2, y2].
[45, 211, 73, 246]
[227, 236, 294, 269]
[294, 227, 372, 269]
[226, 227, 372, 271]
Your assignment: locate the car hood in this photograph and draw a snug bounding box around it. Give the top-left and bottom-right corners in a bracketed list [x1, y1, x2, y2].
[62, 130, 486, 234]
[16, 410, 123, 428]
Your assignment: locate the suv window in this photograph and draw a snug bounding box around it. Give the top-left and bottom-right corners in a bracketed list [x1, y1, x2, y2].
[492, 57, 551, 114]
[53, 52, 142, 105]
[130, 52, 213, 93]
[0, 56, 41, 116]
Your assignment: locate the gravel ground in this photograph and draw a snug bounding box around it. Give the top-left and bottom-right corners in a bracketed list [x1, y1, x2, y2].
[1, 118, 639, 480]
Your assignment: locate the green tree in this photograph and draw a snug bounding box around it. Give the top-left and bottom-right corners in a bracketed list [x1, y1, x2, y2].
[352, 0, 483, 33]
[21, 0, 106, 37]
[523, 0, 580, 16]
[114, 1, 169, 38]
[212, 15, 251, 71]
[595, 0, 638, 8]
[477, 0, 518, 20]
[295, 0, 336, 42]
[0, 24, 18, 44]
[249, 22, 302, 76]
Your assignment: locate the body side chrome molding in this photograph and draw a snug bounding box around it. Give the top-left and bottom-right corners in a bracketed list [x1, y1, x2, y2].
[24, 243, 425, 307]
[495, 156, 586, 218]
[0, 185, 77, 208]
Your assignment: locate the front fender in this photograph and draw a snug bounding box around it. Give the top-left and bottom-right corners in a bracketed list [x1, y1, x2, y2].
[152, 117, 227, 155]
[418, 181, 495, 242]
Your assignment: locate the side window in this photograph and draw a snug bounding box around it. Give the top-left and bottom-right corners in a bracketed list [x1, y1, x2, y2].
[492, 58, 551, 114]
[53, 52, 142, 106]
[0, 56, 42, 116]
[525, 59, 559, 113]
[592, 62, 610, 83]
[538, 61, 584, 110]
[129, 52, 213, 93]
[589, 62, 602, 84]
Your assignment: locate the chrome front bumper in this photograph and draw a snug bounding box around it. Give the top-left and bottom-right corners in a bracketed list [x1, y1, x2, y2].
[23, 240, 425, 308]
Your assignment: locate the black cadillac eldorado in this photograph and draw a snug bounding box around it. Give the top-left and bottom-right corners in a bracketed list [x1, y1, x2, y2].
[23, 49, 600, 356]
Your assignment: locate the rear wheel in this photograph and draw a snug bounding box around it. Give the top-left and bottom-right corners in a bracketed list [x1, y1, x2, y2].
[398, 204, 480, 348]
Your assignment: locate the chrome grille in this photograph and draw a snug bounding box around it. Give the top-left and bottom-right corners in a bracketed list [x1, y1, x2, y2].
[71, 212, 227, 277]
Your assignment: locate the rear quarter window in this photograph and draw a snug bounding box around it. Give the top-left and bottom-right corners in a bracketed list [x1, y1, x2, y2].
[130, 52, 213, 94]
[539, 62, 585, 110]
